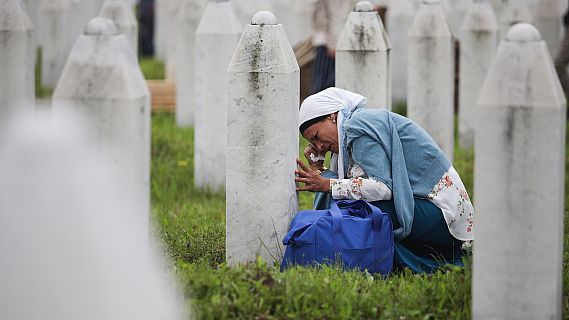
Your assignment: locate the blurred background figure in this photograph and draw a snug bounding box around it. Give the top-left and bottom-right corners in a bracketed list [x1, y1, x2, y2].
[138, 0, 155, 56]
[555, 5, 569, 98]
[310, 0, 353, 94]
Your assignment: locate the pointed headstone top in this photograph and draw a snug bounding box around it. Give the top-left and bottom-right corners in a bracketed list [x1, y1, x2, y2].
[251, 11, 277, 25]
[356, 1, 374, 12]
[505, 23, 541, 42]
[85, 17, 119, 36]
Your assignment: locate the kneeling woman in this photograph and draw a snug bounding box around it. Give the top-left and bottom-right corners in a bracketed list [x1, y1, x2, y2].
[295, 88, 474, 273]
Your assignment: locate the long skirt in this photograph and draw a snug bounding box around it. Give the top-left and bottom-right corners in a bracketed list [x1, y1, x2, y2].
[311, 45, 336, 94]
[313, 175, 464, 273]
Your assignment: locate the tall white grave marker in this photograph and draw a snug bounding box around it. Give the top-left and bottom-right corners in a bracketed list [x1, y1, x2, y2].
[408, 0, 454, 160]
[0, 0, 34, 127]
[386, 0, 415, 103]
[473, 23, 565, 320]
[194, 0, 242, 190]
[531, 0, 565, 55]
[450, 0, 472, 38]
[165, 0, 181, 79]
[39, 0, 71, 88]
[175, 0, 206, 127]
[99, 0, 138, 54]
[499, 0, 531, 40]
[53, 17, 151, 236]
[458, 0, 498, 148]
[226, 11, 299, 266]
[336, 1, 391, 109]
[155, 0, 167, 60]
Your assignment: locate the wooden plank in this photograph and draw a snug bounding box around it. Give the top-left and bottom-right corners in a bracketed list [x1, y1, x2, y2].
[147, 80, 176, 112]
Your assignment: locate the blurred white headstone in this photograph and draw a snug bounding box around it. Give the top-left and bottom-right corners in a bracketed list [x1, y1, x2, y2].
[386, 0, 415, 103]
[408, 0, 454, 160]
[499, 0, 531, 40]
[0, 114, 184, 320]
[473, 23, 565, 320]
[458, 0, 498, 148]
[226, 11, 299, 266]
[0, 0, 35, 129]
[194, 0, 242, 189]
[99, 0, 139, 54]
[175, 0, 206, 127]
[531, 0, 565, 55]
[336, 1, 391, 109]
[53, 17, 151, 236]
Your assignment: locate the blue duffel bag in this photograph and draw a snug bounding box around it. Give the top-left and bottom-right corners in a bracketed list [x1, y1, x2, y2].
[281, 200, 394, 275]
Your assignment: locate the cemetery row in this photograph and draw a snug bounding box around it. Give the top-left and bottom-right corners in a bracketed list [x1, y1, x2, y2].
[0, 0, 565, 319]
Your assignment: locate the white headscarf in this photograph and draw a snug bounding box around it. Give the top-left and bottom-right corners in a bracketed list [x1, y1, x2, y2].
[299, 88, 367, 178]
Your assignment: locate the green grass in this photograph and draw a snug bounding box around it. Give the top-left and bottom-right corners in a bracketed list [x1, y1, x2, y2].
[140, 57, 166, 80]
[151, 111, 568, 319]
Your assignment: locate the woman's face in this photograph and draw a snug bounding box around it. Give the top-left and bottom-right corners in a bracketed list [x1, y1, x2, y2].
[302, 113, 339, 154]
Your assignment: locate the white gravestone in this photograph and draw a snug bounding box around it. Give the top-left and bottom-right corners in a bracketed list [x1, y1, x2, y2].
[531, 0, 565, 56]
[458, 0, 498, 148]
[53, 17, 151, 236]
[499, 0, 531, 40]
[155, 0, 167, 60]
[226, 11, 299, 266]
[175, 0, 206, 127]
[194, 0, 242, 190]
[165, 0, 181, 80]
[473, 23, 565, 320]
[336, 1, 391, 109]
[39, 0, 71, 88]
[408, 0, 454, 161]
[22, 0, 37, 62]
[385, 0, 415, 103]
[0, 0, 34, 128]
[450, 0, 472, 38]
[99, 0, 138, 54]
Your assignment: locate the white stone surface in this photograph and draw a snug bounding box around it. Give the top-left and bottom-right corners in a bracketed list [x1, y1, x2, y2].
[270, 0, 311, 47]
[165, 0, 181, 79]
[458, 0, 498, 148]
[234, 0, 274, 26]
[407, 0, 454, 160]
[336, 1, 391, 109]
[99, 0, 138, 54]
[386, 0, 415, 103]
[53, 17, 151, 236]
[174, 0, 206, 127]
[499, 0, 531, 40]
[194, 0, 242, 190]
[450, 0, 472, 38]
[531, 0, 565, 55]
[155, 0, 167, 60]
[473, 23, 565, 320]
[22, 0, 37, 63]
[39, 0, 71, 87]
[226, 11, 299, 266]
[0, 0, 35, 131]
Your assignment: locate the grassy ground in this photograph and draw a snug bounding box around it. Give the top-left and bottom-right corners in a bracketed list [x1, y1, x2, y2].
[151, 111, 568, 319]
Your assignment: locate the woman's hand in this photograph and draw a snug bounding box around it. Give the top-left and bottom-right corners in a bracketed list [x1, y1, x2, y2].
[303, 144, 325, 171]
[295, 159, 330, 193]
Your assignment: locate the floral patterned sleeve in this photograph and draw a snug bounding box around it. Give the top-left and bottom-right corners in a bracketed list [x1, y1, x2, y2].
[330, 177, 392, 201]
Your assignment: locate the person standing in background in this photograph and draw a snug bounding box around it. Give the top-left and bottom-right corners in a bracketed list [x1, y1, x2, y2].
[554, 4, 569, 97]
[311, 0, 354, 94]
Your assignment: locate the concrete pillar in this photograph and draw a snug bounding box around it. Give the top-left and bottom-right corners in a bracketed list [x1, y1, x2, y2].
[498, 0, 531, 40]
[52, 17, 151, 236]
[336, 1, 391, 109]
[408, 0, 454, 160]
[0, 0, 35, 129]
[194, 0, 242, 190]
[99, 0, 138, 54]
[175, 0, 206, 127]
[458, 0, 498, 148]
[39, 0, 71, 88]
[226, 11, 299, 266]
[473, 23, 565, 320]
[531, 0, 565, 55]
[386, 0, 415, 103]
